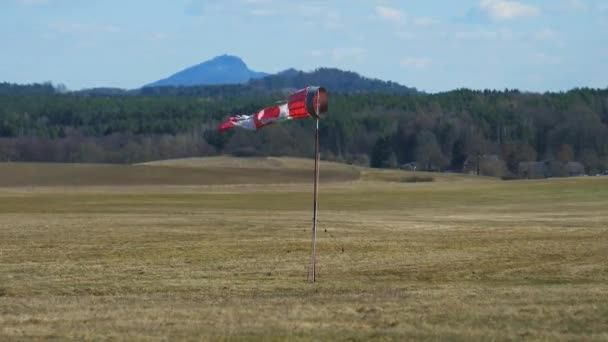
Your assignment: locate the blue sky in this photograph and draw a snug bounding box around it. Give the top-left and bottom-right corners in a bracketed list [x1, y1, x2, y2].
[0, 0, 606, 92]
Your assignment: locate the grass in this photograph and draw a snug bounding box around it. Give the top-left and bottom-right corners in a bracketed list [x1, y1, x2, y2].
[0, 159, 359, 187]
[0, 158, 607, 340]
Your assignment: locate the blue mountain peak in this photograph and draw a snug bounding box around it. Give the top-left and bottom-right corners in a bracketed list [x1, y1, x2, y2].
[144, 55, 268, 88]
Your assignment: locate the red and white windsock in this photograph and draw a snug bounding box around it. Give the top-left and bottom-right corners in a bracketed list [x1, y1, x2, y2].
[218, 86, 328, 132]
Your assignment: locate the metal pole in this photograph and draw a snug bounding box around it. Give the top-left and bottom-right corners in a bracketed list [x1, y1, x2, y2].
[310, 118, 320, 282]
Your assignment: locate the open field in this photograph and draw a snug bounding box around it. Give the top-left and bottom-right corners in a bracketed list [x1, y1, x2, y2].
[0, 159, 359, 187]
[1, 158, 607, 340]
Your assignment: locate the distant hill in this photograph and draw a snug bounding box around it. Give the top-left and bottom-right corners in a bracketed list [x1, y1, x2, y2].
[144, 55, 268, 88]
[2, 56, 418, 96]
[249, 68, 418, 94]
[141, 54, 417, 95]
[140, 67, 419, 96]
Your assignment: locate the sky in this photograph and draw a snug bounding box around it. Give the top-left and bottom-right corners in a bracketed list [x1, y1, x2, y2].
[0, 0, 606, 93]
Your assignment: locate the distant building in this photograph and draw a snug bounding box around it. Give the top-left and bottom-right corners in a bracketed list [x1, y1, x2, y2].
[566, 162, 585, 177]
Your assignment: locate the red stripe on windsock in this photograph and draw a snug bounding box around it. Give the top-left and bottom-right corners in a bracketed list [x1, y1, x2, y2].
[218, 117, 236, 132]
[254, 106, 281, 129]
[288, 88, 310, 119]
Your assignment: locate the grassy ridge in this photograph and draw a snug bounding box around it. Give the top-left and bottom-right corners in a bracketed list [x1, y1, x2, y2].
[0, 158, 360, 187]
[0, 160, 607, 340]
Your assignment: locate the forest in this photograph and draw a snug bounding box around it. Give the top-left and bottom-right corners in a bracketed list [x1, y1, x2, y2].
[1, 81, 607, 178]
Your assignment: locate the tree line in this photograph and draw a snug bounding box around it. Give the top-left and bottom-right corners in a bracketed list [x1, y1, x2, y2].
[1, 82, 607, 177]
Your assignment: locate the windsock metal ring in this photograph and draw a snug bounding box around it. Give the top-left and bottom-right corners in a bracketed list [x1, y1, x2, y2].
[306, 86, 328, 118]
[288, 86, 328, 119]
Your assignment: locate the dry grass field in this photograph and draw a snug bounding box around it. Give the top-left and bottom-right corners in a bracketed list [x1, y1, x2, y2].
[1, 157, 607, 340]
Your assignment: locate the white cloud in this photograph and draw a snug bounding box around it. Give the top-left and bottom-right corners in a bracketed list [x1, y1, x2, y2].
[375, 5, 403, 23]
[480, 0, 540, 20]
[400, 57, 432, 70]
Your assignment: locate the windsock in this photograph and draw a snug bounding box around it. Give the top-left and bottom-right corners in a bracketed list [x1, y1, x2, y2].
[218, 86, 328, 132]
